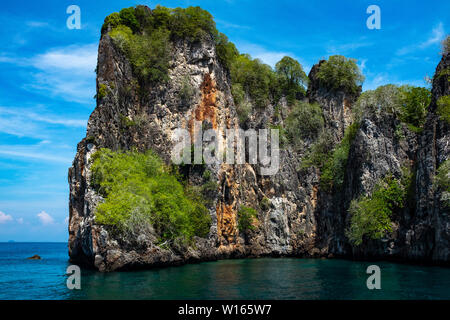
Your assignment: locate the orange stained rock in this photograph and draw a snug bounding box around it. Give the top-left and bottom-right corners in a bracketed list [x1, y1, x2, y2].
[189, 73, 218, 139]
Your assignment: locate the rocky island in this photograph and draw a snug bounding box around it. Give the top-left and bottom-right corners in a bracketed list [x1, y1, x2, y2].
[68, 5, 449, 271]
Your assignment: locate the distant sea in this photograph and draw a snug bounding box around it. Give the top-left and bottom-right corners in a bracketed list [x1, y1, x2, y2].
[0, 242, 449, 300]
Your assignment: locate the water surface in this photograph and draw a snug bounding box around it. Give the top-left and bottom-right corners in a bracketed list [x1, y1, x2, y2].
[0, 242, 449, 299]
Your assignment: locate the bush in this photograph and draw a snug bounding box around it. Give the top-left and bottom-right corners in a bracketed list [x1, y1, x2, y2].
[346, 174, 408, 245]
[435, 160, 450, 207]
[316, 55, 364, 94]
[179, 75, 194, 106]
[109, 25, 170, 83]
[353, 84, 402, 121]
[104, 6, 222, 84]
[354, 84, 431, 131]
[102, 12, 121, 33]
[96, 83, 108, 100]
[437, 95, 450, 124]
[216, 32, 239, 70]
[320, 123, 359, 191]
[230, 54, 278, 108]
[299, 131, 334, 170]
[170, 6, 217, 41]
[119, 7, 140, 32]
[91, 148, 211, 244]
[231, 83, 252, 124]
[237, 206, 258, 232]
[260, 197, 271, 211]
[275, 56, 308, 103]
[285, 101, 324, 145]
[398, 86, 431, 131]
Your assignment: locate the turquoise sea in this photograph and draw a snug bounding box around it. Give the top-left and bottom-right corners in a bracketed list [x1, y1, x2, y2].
[0, 242, 449, 300]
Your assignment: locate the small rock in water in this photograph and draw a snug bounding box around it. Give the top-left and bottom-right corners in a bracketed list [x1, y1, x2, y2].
[27, 254, 41, 260]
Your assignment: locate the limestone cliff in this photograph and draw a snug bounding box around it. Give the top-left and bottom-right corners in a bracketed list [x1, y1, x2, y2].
[69, 6, 449, 271]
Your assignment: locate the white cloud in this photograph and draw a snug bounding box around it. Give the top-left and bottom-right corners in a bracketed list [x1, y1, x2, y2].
[16, 217, 24, 224]
[31, 44, 97, 74]
[215, 19, 251, 30]
[326, 42, 372, 55]
[26, 21, 50, 28]
[358, 59, 368, 74]
[363, 73, 388, 91]
[0, 211, 13, 224]
[37, 211, 54, 225]
[235, 42, 311, 71]
[397, 22, 445, 56]
[64, 216, 69, 224]
[0, 147, 72, 164]
[0, 107, 86, 134]
[0, 44, 97, 104]
[420, 22, 445, 48]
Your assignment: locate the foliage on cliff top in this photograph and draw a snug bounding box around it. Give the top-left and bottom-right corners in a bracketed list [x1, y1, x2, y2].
[230, 54, 280, 108]
[346, 171, 411, 246]
[90, 148, 211, 244]
[316, 55, 364, 94]
[103, 5, 218, 41]
[354, 84, 431, 132]
[275, 56, 308, 103]
[103, 5, 219, 83]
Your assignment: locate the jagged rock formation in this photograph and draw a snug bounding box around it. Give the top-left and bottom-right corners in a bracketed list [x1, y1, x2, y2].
[69, 6, 449, 271]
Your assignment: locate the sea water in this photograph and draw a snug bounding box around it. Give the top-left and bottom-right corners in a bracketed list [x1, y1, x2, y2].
[0, 242, 449, 300]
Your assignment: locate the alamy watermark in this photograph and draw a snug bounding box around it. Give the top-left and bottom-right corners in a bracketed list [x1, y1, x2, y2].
[366, 5, 381, 30]
[171, 121, 280, 175]
[66, 5, 81, 30]
[366, 265, 381, 289]
[66, 265, 81, 290]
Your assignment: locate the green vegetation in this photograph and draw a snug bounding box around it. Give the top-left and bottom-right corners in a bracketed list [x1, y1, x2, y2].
[96, 83, 108, 100]
[269, 124, 289, 148]
[436, 67, 450, 83]
[275, 56, 308, 103]
[346, 172, 410, 245]
[109, 25, 170, 83]
[316, 55, 364, 94]
[102, 6, 312, 112]
[260, 197, 271, 211]
[437, 95, 450, 124]
[237, 206, 258, 232]
[435, 160, 450, 207]
[200, 169, 218, 206]
[91, 148, 211, 244]
[179, 75, 194, 106]
[354, 84, 431, 132]
[441, 35, 450, 56]
[103, 5, 221, 83]
[119, 114, 148, 130]
[299, 131, 335, 170]
[320, 123, 359, 191]
[230, 54, 280, 108]
[353, 84, 401, 121]
[398, 86, 431, 132]
[215, 32, 239, 70]
[299, 122, 358, 191]
[231, 83, 252, 123]
[285, 101, 324, 146]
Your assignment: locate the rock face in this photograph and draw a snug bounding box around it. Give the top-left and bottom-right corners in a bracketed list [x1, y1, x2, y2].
[27, 255, 41, 260]
[68, 8, 449, 271]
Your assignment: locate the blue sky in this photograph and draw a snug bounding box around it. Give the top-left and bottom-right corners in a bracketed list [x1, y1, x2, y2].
[0, 0, 448, 241]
